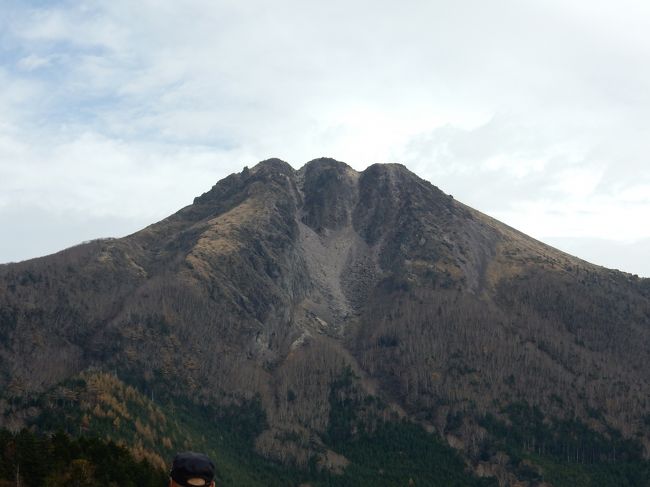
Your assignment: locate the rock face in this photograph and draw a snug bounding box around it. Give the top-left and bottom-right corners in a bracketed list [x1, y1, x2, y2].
[1, 158, 650, 472]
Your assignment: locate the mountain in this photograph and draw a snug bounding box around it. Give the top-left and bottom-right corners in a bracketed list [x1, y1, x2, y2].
[1, 158, 649, 486]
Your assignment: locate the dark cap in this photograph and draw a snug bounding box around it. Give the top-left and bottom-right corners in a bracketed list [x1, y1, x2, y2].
[170, 452, 215, 487]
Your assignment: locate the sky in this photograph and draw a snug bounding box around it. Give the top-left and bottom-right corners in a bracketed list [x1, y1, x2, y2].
[0, 0, 649, 276]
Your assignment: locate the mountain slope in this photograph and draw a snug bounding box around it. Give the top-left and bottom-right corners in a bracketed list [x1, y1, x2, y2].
[1, 158, 649, 485]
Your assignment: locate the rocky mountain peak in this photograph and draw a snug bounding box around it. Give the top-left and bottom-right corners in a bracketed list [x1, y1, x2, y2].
[1, 158, 649, 484]
[250, 157, 294, 176]
[299, 158, 358, 232]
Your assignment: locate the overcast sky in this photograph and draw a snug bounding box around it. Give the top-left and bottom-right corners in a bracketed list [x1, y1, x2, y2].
[1, 0, 649, 276]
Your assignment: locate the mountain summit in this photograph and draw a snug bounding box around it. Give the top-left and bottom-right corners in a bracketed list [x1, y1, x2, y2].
[1, 158, 649, 485]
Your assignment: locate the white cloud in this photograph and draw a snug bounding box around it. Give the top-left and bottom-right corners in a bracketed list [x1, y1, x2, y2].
[551, 166, 604, 198]
[17, 54, 51, 71]
[0, 130, 240, 220]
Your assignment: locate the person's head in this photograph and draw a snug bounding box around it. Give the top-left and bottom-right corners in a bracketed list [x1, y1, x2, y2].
[169, 452, 215, 487]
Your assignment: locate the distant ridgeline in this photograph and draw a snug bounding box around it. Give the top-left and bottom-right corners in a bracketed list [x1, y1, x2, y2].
[1, 158, 650, 485]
